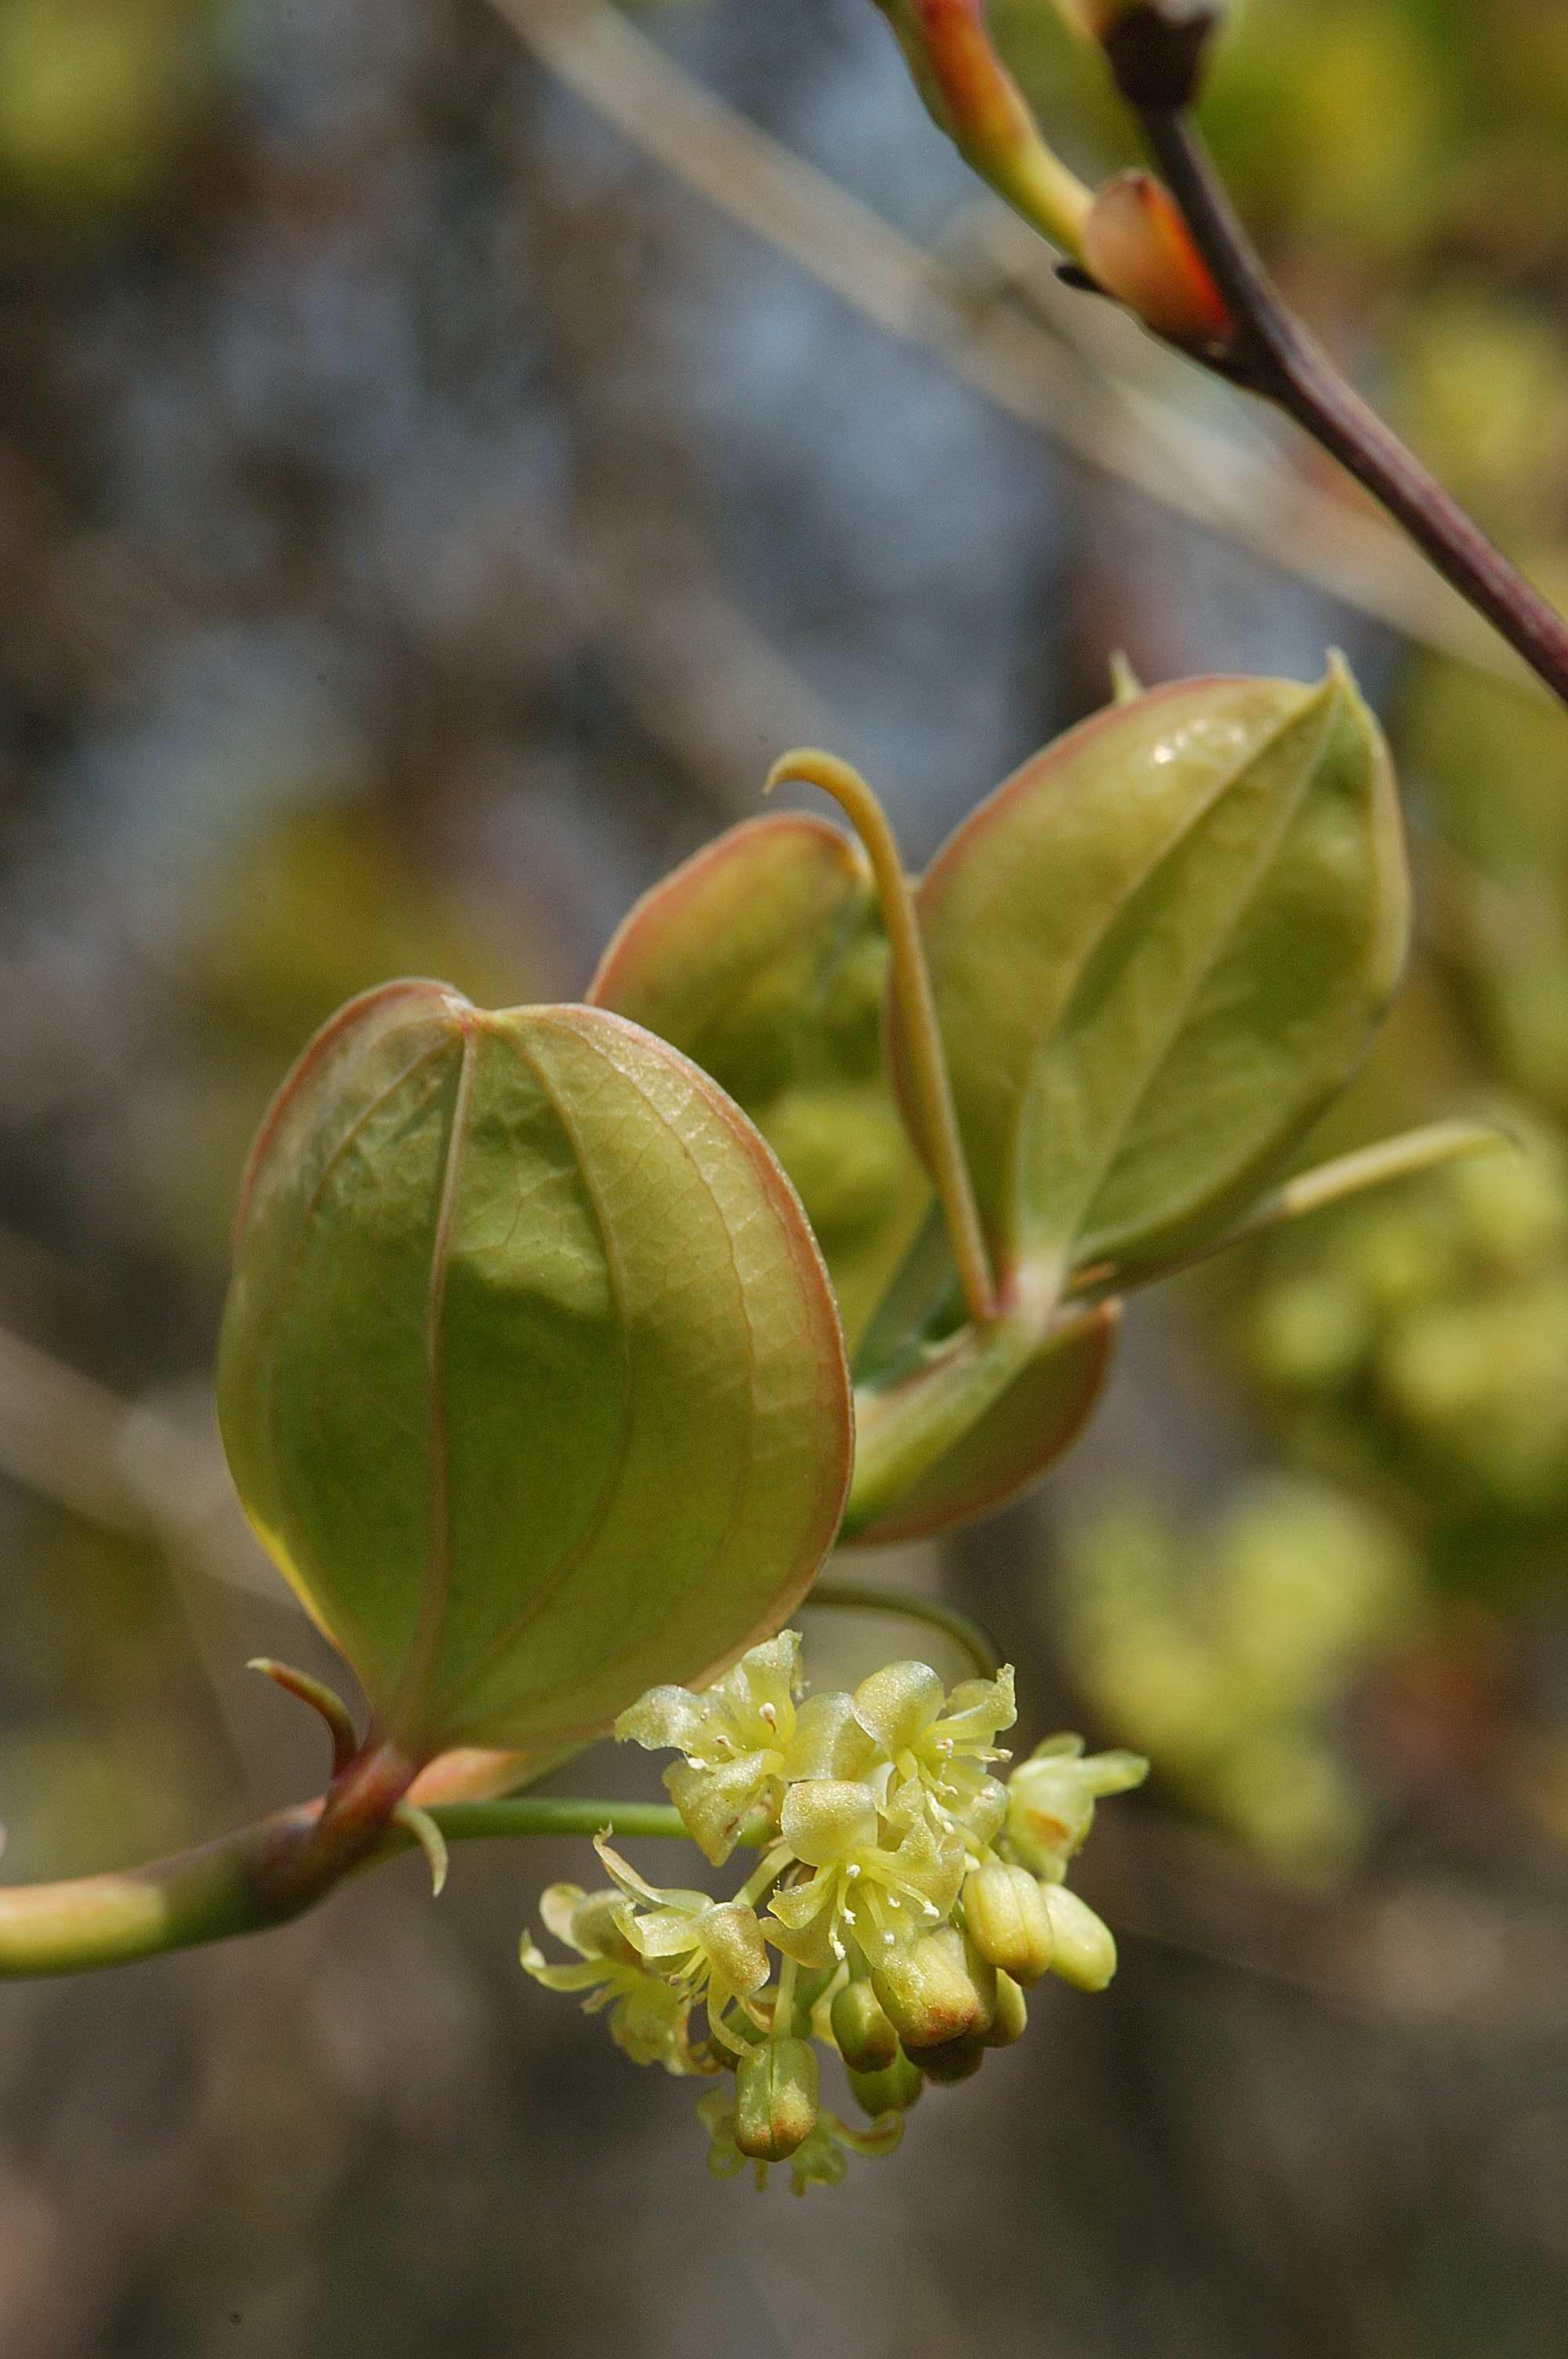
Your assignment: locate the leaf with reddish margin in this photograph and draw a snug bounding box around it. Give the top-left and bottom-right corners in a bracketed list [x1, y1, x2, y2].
[909, 662, 1410, 1297]
[844, 1299, 1119, 1547]
[218, 980, 852, 1761]
[590, 812, 930, 1353]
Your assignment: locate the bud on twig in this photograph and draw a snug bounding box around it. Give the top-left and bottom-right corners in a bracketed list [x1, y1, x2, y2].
[872, 1925, 990, 2049]
[914, 2031, 988, 2084]
[873, 1, 1092, 257]
[1080, 169, 1230, 344]
[1041, 1885, 1119, 1990]
[979, 1972, 1029, 2048]
[1091, 2, 1224, 111]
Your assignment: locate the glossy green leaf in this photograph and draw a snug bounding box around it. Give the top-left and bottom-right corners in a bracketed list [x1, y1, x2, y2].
[217, 980, 853, 1761]
[589, 813, 930, 1351]
[912, 662, 1410, 1292]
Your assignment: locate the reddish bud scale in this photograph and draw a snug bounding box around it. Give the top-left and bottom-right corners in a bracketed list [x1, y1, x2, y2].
[1081, 169, 1231, 344]
[911, 0, 1037, 162]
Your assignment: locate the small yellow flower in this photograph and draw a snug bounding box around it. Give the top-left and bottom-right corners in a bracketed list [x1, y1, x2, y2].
[520, 1883, 704, 2074]
[852, 1660, 1017, 1851]
[1004, 1735, 1147, 1881]
[766, 1779, 964, 1968]
[617, 1630, 878, 1863]
[592, 1836, 771, 2053]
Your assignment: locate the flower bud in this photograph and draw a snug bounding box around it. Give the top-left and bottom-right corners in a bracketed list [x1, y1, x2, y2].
[914, 2032, 987, 2085]
[1081, 171, 1229, 344]
[962, 1930, 1000, 2034]
[963, 1863, 1056, 1985]
[873, 1926, 989, 2050]
[831, 1978, 901, 2073]
[1042, 1885, 1119, 1991]
[847, 2051, 925, 2117]
[979, 1971, 1029, 2048]
[735, 2035, 821, 2161]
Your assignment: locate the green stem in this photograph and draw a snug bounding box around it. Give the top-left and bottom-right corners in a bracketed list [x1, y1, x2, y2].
[765, 747, 999, 1329]
[775, 1951, 800, 2037]
[0, 1807, 315, 1978]
[0, 1796, 702, 1980]
[419, 1797, 692, 1846]
[808, 1574, 1000, 1680]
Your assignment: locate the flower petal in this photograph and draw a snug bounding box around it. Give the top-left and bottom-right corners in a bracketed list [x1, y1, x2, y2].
[590, 1833, 695, 1912]
[627, 1907, 704, 1963]
[851, 1661, 944, 1755]
[730, 1629, 804, 1726]
[786, 1691, 883, 1782]
[699, 1900, 771, 1997]
[539, 1882, 586, 1949]
[666, 1752, 775, 1865]
[935, 1665, 1017, 1751]
[615, 1683, 713, 1757]
[519, 1932, 608, 1994]
[781, 1779, 880, 1867]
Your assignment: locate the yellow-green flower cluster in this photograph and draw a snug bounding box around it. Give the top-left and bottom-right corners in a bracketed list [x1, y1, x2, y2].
[521, 1632, 1145, 2191]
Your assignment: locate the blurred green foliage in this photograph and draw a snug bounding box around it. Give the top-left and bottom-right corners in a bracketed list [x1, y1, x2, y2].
[0, 0, 222, 218]
[1243, 1118, 1568, 1534]
[1059, 1476, 1417, 1874]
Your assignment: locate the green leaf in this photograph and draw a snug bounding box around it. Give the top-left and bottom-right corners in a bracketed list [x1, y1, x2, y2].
[913, 661, 1410, 1292]
[844, 1299, 1118, 1546]
[217, 981, 853, 1761]
[589, 813, 930, 1351]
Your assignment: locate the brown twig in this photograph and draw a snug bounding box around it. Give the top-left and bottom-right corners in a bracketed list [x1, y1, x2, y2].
[1101, 11, 1568, 707]
[482, 0, 1544, 688]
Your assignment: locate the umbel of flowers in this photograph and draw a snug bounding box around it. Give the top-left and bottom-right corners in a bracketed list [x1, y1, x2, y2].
[521, 1632, 1145, 2192]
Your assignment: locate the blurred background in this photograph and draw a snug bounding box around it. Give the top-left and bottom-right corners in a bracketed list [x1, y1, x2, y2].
[0, 0, 1566, 2350]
